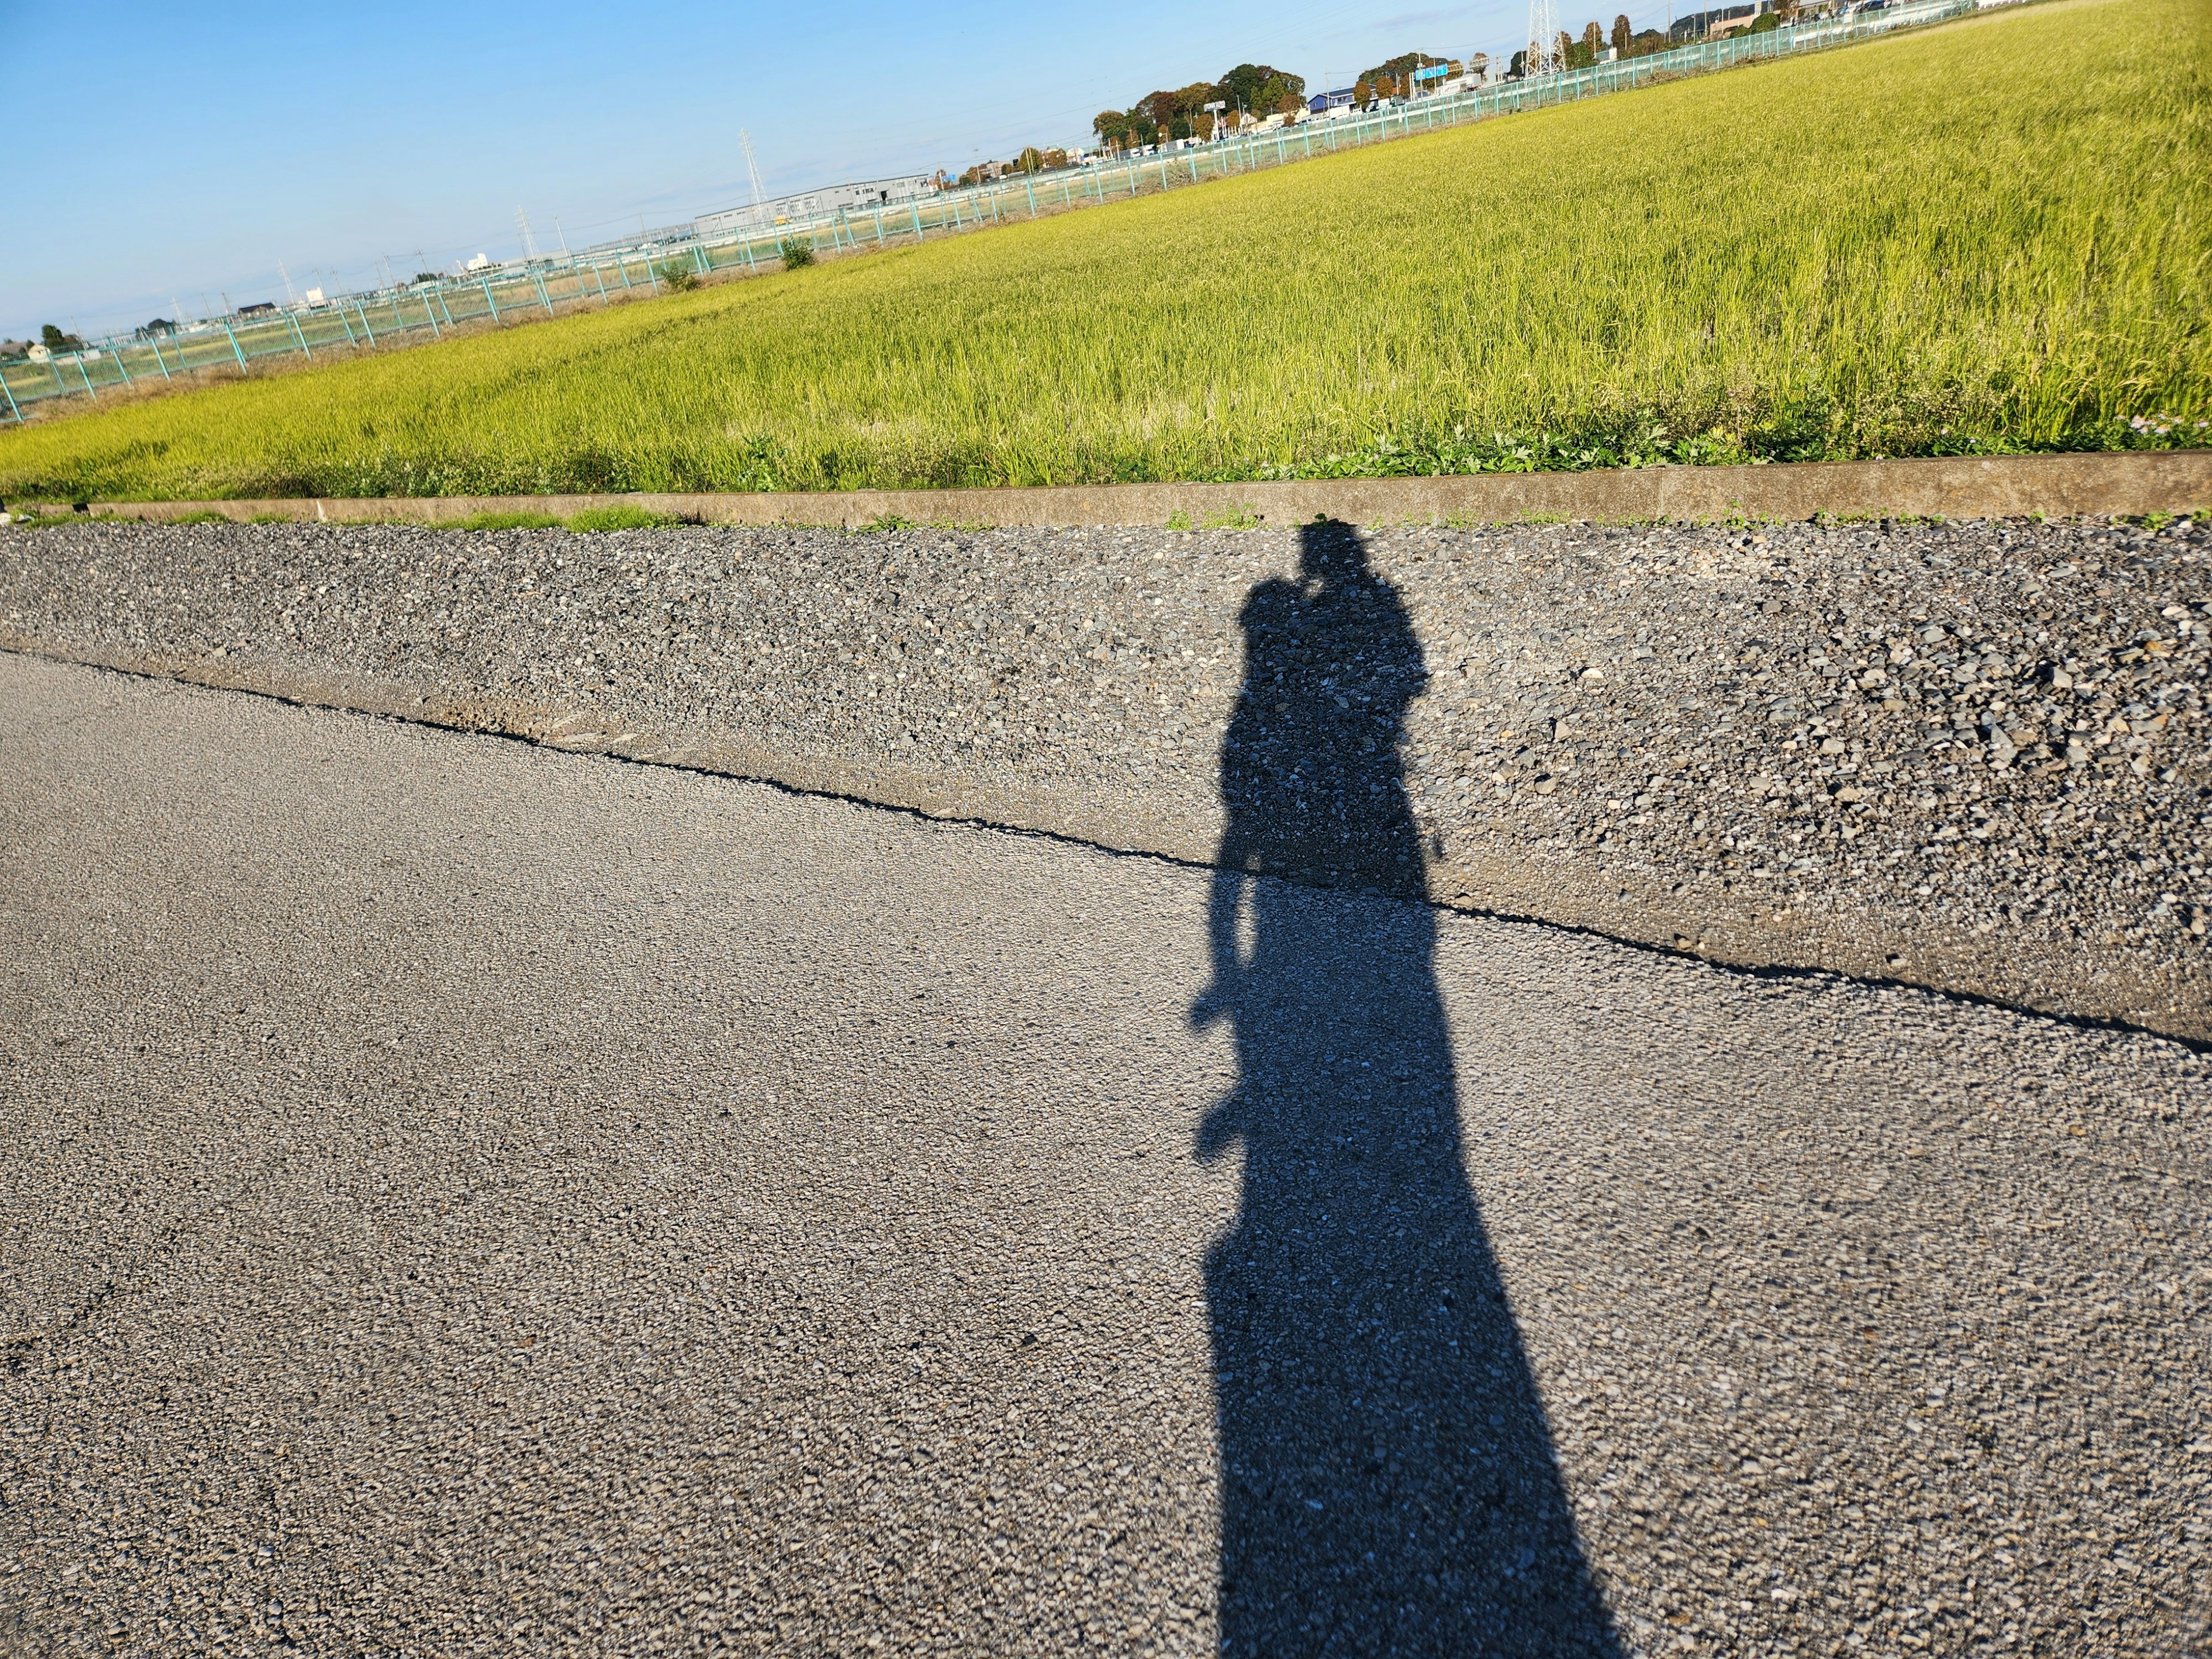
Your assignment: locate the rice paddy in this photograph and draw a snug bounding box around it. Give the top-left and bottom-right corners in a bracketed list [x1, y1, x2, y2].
[3, 0, 2203, 502]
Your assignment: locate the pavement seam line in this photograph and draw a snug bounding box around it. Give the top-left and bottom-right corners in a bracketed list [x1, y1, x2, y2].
[12, 642, 2203, 1059]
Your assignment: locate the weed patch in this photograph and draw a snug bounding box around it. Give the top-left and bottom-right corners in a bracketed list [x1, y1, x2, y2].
[452, 510, 566, 531]
[565, 505, 684, 532]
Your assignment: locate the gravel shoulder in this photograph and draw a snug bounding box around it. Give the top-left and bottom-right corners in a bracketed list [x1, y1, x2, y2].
[3, 514, 2208, 1041]
[3, 656, 2206, 1656]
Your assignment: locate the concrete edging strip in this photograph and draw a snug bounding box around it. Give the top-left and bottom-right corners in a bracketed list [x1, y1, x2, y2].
[53, 449, 2212, 529]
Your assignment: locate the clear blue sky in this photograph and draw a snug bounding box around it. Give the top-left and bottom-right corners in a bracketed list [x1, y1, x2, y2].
[5, 0, 1679, 340]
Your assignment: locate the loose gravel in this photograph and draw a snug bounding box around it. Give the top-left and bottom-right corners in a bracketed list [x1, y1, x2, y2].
[3, 656, 2206, 1657]
[3, 513, 2208, 1040]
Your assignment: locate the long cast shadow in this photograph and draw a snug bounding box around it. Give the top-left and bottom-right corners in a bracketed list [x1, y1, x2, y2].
[1191, 521, 1620, 1656]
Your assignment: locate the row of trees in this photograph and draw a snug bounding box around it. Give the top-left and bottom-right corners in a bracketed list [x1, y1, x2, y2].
[1510, 14, 1674, 75]
[1513, 5, 1794, 73]
[1093, 62, 1306, 151]
[1349, 52, 1452, 105]
[953, 147, 1075, 188]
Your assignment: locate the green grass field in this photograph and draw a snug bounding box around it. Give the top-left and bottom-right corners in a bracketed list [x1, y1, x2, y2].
[3, 0, 2204, 502]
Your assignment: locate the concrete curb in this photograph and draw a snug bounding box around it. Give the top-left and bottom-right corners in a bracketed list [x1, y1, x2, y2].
[36, 449, 2212, 530]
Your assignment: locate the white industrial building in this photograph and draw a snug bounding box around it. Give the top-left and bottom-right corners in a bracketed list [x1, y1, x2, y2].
[695, 175, 936, 237]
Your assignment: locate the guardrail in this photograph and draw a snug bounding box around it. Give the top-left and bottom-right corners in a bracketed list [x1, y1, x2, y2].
[1, 0, 1981, 425]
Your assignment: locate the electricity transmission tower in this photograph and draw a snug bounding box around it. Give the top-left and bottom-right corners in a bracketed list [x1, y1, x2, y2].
[741, 128, 768, 212]
[1527, 0, 1561, 74]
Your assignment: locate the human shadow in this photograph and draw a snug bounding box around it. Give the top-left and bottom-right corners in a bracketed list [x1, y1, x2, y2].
[1190, 521, 1620, 1657]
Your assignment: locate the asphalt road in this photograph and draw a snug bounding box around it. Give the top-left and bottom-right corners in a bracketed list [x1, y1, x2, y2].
[2, 652, 2206, 1658]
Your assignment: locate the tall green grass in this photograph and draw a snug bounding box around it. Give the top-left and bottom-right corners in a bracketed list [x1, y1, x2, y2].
[3, 0, 2203, 501]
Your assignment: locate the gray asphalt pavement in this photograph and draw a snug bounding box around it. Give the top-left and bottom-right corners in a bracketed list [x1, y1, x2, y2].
[1, 652, 2206, 1657]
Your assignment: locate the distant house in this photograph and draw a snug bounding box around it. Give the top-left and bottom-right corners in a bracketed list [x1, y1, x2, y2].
[1307, 88, 1357, 113]
[237, 301, 278, 317]
[0, 339, 28, 361]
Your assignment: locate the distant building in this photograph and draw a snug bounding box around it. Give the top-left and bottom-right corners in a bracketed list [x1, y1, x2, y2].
[1308, 87, 1357, 113]
[303, 287, 327, 308]
[1671, 1, 1763, 36]
[0, 339, 29, 361]
[464, 253, 494, 272]
[695, 175, 935, 237]
[237, 301, 277, 316]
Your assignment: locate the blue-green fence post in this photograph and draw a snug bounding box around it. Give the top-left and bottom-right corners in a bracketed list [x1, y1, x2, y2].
[110, 343, 134, 387]
[0, 369, 20, 422]
[480, 277, 502, 321]
[356, 300, 377, 345]
[288, 311, 313, 358]
[77, 355, 98, 397]
[149, 336, 173, 380]
[219, 319, 249, 372]
[910, 203, 925, 242]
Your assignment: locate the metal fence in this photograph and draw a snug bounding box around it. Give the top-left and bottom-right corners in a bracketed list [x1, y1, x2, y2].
[2, 0, 1986, 424]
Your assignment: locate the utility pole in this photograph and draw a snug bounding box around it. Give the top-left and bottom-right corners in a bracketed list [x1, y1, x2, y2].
[279, 261, 298, 305]
[555, 216, 571, 255]
[517, 208, 539, 261]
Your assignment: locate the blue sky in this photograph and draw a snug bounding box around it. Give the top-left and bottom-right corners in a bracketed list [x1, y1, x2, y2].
[6, 0, 1679, 340]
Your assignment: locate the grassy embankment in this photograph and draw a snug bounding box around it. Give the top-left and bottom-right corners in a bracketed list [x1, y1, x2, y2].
[2, 0, 2204, 502]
